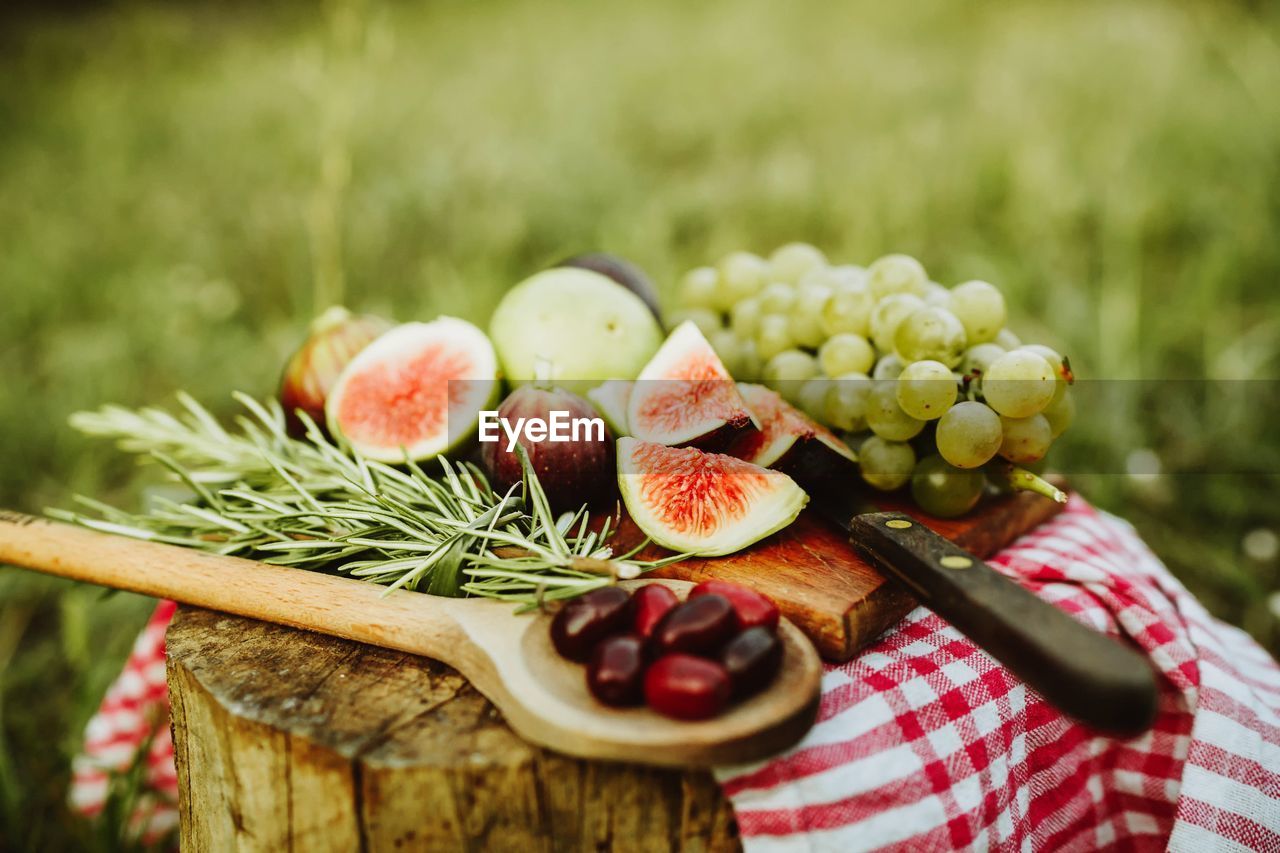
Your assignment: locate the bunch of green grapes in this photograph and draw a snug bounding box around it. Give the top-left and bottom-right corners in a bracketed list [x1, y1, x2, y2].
[673, 245, 1074, 517]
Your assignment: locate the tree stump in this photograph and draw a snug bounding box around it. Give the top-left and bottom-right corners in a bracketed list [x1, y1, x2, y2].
[165, 606, 741, 851]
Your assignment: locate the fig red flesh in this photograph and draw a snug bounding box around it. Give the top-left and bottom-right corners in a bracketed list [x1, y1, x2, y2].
[550, 587, 633, 662]
[689, 580, 780, 633]
[650, 594, 736, 657]
[626, 321, 758, 449]
[631, 584, 679, 640]
[644, 654, 732, 720]
[587, 634, 647, 707]
[721, 627, 783, 699]
[616, 438, 808, 557]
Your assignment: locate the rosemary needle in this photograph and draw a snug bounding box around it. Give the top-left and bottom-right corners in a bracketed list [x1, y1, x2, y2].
[52, 394, 683, 603]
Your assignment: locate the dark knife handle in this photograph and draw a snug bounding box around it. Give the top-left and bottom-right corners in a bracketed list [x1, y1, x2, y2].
[847, 512, 1158, 736]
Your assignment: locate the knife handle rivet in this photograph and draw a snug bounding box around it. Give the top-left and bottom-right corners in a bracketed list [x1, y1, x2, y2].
[885, 519, 913, 530]
[940, 555, 973, 570]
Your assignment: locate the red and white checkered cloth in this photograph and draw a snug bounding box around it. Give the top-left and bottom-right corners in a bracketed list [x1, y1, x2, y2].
[73, 497, 1280, 850]
[70, 598, 179, 844]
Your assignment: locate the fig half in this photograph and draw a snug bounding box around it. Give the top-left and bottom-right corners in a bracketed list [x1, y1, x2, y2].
[278, 306, 394, 436]
[626, 321, 759, 449]
[326, 317, 499, 463]
[728, 383, 858, 489]
[616, 437, 807, 556]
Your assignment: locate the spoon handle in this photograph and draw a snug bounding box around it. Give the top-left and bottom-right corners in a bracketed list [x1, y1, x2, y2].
[0, 509, 824, 767]
[0, 509, 472, 658]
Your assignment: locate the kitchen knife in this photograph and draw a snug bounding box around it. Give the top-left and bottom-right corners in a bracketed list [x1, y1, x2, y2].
[811, 489, 1159, 736]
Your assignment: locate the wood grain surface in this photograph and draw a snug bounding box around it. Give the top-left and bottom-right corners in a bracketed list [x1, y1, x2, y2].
[167, 607, 740, 852]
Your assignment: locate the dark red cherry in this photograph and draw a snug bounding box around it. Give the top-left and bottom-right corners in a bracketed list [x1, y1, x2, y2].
[587, 634, 646, 707]
[650, 595, 736, 657]
[721, 627, 783, 699]
[644, 654, 731, 720]
[550, 587, 633, 662]
[689, 580, 779, 633]
[632, 584, 679, 640]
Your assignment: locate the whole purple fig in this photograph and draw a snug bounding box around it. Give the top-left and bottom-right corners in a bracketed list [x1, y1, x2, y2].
[279, 306, 394, 436]
[480, 384, 616, 512]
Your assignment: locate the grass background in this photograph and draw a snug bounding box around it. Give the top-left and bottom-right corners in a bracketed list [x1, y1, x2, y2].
[2, 0, 1279, 847]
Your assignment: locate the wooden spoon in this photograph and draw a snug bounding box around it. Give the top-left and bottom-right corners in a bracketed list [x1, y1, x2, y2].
[0, 510, 822, 767]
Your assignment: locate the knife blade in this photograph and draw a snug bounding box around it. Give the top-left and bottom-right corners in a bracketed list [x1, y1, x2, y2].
[810, 489, 1158, 736]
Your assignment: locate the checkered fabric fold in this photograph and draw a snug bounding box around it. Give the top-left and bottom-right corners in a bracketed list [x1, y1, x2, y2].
[73, 498, 1280, 850]
[69, 599, 178, 844]
[716, 497, 1280, 851]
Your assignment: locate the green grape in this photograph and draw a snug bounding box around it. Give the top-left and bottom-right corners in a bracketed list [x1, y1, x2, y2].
[819, 333, 875, 377]
[1019, 344, 1072, 409]
[679, 266, 719, 309]
[1020, 344, 1063, 372]
[859, 435, 917, 491]
[870, 293, 925, 352]
[935, 401, 1002, 468]
[825, 372, 872, 431]
[949, 280, 1007, 344]
[737, 339, 763, 382]
[755, 314, 794, 360]
[959, 342, 1006, 377]
[762, 349, 819, 398]
[998, 414, 1053, 463]
[867, 254, 928, 301]
[668, 308, 723, 338]
[1042, 387, 1075, 437]
[893, 306, 968, 367]
[769, 242, 828, 284]
[994, 328, 1022, 350]
[730, 298, 763, 339]
[759, 281, 797, 314]
[896, 360, 957, 420]
[911, 455, 985, 518]
[710, 329, 742, 376]
[829, 265, 868, 289]
[982, 350, 1056, 417]
[796, 377, 833, 421]
[821, 282, 874, 337]
[715, 251, 769, 310]
[789, 280, 834, 348]
[866, 382, 925, 441]
[922, 282, 952, 309]
[872, 353, 905, 380]
[1019, 344, 1069, 396]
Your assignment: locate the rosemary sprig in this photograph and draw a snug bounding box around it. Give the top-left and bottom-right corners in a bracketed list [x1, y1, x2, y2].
[53, 394, 683, 605]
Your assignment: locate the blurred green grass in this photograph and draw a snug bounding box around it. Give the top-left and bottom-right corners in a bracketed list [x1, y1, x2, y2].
[1, 0, 1278, 846]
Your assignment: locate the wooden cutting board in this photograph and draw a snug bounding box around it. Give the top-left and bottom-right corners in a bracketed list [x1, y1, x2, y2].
[636, 491, 1066, 662]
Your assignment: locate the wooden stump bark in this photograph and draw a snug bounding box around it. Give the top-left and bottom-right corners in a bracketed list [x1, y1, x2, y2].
[166, 606, 741, 851]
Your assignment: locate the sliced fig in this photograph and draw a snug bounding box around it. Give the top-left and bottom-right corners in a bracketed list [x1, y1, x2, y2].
[728, 383, 858, 488]
[616, 437, 808, 556]
[326, 317, 499, 463]
[627, 321, 759, 449]
[587, 379, 633, 437]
